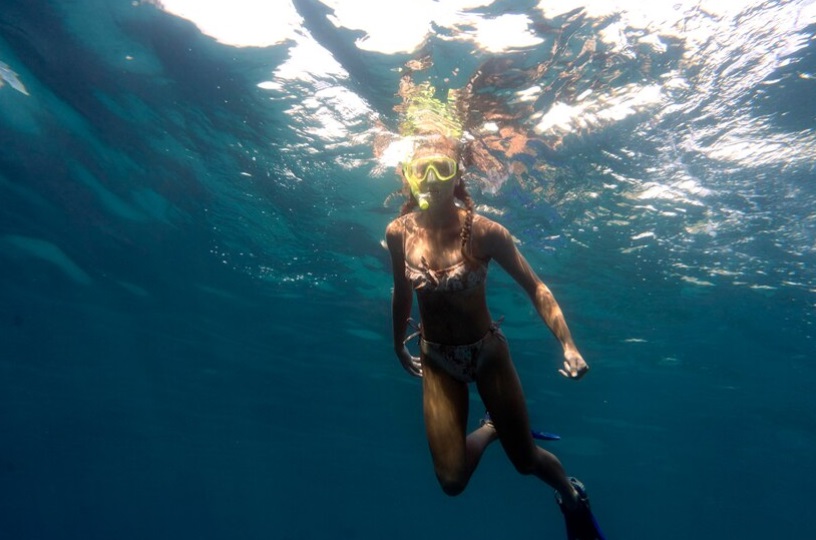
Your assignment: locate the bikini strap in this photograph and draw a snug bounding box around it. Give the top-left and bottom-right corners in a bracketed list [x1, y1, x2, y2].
[404, 318, 422, 346]
[490, 316, 505, 333]
[402, 214, 419, 257]
[401, 214, 408, 256]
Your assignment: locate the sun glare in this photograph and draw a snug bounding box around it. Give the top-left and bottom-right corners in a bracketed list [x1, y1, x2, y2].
[159, 0, 302, 47]
[158, 0, 548, 53]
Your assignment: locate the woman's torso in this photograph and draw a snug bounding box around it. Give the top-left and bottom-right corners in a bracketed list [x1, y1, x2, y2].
[400, 211, 494, 344]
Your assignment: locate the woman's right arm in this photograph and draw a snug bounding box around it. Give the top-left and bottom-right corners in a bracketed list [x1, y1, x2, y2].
[386, 220, 422, 377]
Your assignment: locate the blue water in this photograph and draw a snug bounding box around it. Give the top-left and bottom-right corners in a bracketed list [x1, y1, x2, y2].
[1, 1, 814, 538]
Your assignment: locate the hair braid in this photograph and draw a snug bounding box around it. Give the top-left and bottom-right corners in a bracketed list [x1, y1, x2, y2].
[454, 180, 476, 262]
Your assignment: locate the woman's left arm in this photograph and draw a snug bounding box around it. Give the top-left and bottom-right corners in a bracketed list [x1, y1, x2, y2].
[482, 220, 589, 379]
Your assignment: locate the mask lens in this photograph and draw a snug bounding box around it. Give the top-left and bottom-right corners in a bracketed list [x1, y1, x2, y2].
[432, 158, 456, 180]
[406, 156, 457, 182]
[411, 160, 431, 180]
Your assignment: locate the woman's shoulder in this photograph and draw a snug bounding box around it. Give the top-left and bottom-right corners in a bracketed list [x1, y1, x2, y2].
[470, 212, 515, 257]
[387, 212, 409, 228]
[385, 214, 415, 245]
[470, 212, 509, 238]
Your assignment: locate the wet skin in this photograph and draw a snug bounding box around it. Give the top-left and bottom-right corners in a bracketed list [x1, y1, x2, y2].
[386, 148, 589, 503]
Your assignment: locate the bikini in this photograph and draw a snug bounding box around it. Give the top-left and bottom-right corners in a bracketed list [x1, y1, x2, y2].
[405, 255, 488, 293]
[401, 215, 504, 383]
[416, 321, 505, 383]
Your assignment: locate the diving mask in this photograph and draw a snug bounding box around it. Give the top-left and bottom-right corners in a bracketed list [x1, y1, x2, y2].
[402, 155, 458, 210]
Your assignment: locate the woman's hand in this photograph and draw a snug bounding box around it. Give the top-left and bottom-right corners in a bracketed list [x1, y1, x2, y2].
[396, 345, 423, 378]
[559, 348, 589, 380]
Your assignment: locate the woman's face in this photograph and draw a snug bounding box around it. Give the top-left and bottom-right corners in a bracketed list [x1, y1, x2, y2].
[404, 146, 460, 207]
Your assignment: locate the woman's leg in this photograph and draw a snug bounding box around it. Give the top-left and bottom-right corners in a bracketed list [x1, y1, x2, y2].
[474, 334, 579, 504]
[421, 357, 498, 496]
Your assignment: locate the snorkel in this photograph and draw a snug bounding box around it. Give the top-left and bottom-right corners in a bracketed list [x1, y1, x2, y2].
[417, 194, 431, 211]
[401, 149, 429, 210]
[397, 81, 464, 211]
[407, 172, 431, 210]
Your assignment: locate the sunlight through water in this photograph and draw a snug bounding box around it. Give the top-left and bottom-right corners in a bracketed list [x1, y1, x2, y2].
[152, 0, 815, 300]
[1, 2, 816, 538]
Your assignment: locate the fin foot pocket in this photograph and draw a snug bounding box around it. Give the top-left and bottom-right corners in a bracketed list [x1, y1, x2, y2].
[555, 477, 606, 540]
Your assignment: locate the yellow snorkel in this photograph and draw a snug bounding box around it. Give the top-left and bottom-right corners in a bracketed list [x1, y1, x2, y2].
[409, 176, 431, 210]
[397, 80, 464, 211]
[402, 158, 430, 209]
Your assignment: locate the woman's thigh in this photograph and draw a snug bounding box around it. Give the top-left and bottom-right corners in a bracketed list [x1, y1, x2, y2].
[421, 356, 470, 473]
[474, 335, 536, 466]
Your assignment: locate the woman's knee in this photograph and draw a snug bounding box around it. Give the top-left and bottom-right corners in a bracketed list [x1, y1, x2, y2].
[435, 469, 469, 496]
[505, 445, 538, 476]
[507, 445, 563, 480]
[511, 455, 537, 476]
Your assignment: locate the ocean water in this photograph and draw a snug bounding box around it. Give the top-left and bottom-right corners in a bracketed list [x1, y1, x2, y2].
[1, 1, 814, 538]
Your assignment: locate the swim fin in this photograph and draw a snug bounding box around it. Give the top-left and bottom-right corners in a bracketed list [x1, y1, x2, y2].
[555, 477, 606, 540]
[531, 429, 561, 441]
[481, 412, 561, 441]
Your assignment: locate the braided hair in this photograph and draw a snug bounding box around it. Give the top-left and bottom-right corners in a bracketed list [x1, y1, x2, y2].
[454, 180, 477, 262]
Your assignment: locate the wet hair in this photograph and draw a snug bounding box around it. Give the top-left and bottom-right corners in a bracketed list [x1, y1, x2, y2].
[392, 67, 494, 263]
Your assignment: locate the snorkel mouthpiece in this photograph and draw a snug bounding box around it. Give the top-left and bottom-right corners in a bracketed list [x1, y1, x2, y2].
[416, 192, 430, 210]
[404, 163, 431, 210]
[407, 176, 430, 210]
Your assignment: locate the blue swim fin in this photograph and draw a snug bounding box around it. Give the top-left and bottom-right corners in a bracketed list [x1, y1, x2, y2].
[482, 412, 561, 441]
[531, 429, 561, 441]
[555, 477, 606, 540]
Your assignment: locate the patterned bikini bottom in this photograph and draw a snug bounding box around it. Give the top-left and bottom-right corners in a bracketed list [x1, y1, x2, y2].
[419, 321, 505, 383]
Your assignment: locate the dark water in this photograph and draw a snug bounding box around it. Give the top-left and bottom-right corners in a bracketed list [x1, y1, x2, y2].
[1, 1, 814, 538]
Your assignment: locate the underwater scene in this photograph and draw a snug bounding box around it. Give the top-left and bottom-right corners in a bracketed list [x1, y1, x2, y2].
[1, 0, 814, 538]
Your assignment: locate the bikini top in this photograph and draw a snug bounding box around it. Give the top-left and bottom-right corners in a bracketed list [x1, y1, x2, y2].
[402, 215, 488, 294]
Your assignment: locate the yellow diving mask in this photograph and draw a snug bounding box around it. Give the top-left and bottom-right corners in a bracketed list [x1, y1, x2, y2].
[402, 155, 459, 210]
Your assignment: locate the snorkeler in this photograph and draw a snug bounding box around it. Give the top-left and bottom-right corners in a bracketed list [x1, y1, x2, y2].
[384, 78, 605, 540]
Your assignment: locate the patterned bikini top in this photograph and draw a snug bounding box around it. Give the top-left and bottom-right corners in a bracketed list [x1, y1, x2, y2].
[402, 215, 488, 294]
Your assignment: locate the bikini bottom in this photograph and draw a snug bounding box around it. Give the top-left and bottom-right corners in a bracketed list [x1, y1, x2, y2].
[419, 321, 505, 383]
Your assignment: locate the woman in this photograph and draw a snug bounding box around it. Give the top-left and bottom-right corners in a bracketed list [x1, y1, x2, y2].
[385, 132, 605, 540]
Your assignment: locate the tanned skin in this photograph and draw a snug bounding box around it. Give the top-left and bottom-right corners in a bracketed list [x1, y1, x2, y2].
[386, 141, 589, 504]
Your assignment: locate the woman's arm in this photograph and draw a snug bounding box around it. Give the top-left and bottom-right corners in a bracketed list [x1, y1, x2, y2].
[481, 219, 589, 379]
[386, 219, 422, 377]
